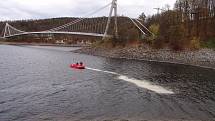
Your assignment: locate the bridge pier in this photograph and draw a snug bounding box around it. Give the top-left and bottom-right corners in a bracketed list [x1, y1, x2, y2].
[103, 0, 118, 40]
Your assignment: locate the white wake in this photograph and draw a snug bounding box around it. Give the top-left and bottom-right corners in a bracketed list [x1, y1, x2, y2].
[86, 67, 174, 94]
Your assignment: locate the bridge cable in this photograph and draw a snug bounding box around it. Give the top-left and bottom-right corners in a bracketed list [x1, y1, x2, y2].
[48, 2, 111, 31]
[118, 4, 152, 36]
[7, 23, 26, 33]
[135, 19, 155, 36]
[128, 17, 146, 35]
[46, 2, 112, 32]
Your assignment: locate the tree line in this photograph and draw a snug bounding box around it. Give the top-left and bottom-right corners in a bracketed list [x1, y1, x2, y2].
[144, 0, 215, 50]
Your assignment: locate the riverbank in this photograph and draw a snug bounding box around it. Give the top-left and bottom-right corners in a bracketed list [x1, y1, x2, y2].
[0, 42, 89, 47]
[73, 45, 215, 69]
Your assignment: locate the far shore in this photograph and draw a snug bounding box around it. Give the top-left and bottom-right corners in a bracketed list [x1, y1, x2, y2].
[73, 46, 215, 70]
[0, 42, 89, 47]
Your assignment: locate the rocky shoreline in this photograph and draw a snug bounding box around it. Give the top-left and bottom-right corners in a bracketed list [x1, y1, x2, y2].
[73, 46, 215, 69]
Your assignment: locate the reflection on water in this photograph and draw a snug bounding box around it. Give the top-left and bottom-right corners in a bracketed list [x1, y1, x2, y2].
[27, 46, 81, 51]
[0, 45, 215, 121]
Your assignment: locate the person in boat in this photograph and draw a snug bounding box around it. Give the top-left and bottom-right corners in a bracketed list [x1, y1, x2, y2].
[70, 62, 85, 69]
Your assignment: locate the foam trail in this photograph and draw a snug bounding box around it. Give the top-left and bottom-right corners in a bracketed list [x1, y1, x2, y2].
[86, 67, 174, 94]
[86, 67, 119, 75]
[118, 75, 174, 94]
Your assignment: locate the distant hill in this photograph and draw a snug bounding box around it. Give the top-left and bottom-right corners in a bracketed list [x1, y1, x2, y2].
[0, 17, 147, 35]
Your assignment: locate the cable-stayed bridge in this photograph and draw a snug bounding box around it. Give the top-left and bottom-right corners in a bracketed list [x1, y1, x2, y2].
[0, 0, 153, 40]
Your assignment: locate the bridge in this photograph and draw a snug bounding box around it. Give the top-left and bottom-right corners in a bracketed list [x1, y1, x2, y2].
[0, 0, 153, 40]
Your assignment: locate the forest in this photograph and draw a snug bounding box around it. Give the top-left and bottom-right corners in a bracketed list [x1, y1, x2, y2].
[0, 0, 215, 50]
[144, 0, 215, 50]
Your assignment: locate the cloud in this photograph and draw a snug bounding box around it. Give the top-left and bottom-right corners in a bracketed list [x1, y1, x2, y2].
[0, 0, 176, 21]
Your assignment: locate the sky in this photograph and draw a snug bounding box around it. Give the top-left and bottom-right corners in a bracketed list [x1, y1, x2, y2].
[0, 0, 176, 21]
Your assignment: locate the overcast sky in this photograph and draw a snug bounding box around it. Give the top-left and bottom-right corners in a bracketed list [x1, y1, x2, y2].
[0, 0, 176, 21]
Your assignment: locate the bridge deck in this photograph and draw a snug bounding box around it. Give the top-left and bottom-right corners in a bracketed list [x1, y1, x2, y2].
[4, 31, 112, 38]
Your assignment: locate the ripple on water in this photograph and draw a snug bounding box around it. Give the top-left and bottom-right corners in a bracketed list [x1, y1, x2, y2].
[0, 45, 215, 121]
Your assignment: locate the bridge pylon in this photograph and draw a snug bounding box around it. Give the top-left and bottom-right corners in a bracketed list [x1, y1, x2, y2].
[2, 23, 26, 38]
[103, 0, 118, 40]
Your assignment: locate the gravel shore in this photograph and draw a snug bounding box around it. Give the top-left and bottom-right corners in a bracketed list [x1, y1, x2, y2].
[73, 46, 215, 69]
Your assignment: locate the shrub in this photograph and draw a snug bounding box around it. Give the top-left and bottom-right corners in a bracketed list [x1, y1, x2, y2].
[145, 24, 159, 44]
[168, 24, 186, 51]
[152, 37, 166, 49]
[149, 24, 159, 36]
[201, 38, 215, 49]
[189, 37, 200, 50]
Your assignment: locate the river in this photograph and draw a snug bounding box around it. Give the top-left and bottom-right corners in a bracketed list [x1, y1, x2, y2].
[0, 45, 215, 121]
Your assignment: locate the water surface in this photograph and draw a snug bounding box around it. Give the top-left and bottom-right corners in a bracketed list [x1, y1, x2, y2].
[0, 45, 215, 121]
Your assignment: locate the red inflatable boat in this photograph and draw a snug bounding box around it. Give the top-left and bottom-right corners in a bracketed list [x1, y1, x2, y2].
[70, 64, 85, 69]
